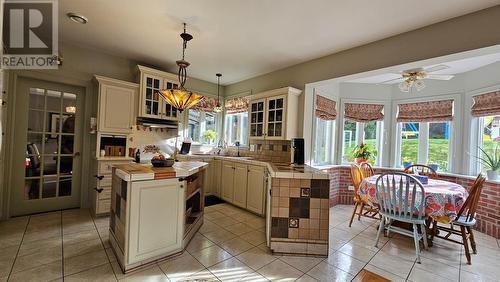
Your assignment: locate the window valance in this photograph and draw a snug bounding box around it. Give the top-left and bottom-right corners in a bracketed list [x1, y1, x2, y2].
[315, 95, 337, 120]
[344, 103, 384, 122]
[225, 96, 248, 114]
[471, 91, 500, 117]
[191, 96, 218, 112]
[397, 99, 453, 122]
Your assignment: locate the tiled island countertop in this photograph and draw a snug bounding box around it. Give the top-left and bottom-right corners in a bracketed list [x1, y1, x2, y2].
[178, 155, 329, 256]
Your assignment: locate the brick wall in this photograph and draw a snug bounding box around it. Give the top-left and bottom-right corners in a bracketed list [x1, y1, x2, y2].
[325, 166, 500, 239]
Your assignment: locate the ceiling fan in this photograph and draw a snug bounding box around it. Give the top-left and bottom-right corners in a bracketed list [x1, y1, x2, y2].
[379, 65, 454, 92]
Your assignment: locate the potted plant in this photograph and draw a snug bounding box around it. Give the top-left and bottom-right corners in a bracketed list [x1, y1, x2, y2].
[477, 146, 500, 180]
[352, 143, 377, 165]
[202, 129, 217, 145]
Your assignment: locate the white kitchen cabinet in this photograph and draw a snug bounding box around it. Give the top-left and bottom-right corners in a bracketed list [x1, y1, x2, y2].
[211, 159, 222, 197]
[246, 165, 267, 215]
[248, 87, 302, 140]
[221, 161, 235, 202]
[232, 162, 248, 208]
[203, 159, 213, 195]
[137, 65, 179, 121]
[95, 75, 138, 134]
[128, 178, 184, 264]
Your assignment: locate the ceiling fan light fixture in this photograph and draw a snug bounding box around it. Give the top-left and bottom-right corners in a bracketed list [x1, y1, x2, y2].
[414, 80, 426, 91]
[399, 80, 411, 92]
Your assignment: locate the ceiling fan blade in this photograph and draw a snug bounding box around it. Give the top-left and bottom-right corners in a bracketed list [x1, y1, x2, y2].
[426, 74, 454, 80]
[378, 77, 403, 84]
[424, 64, 449, 73]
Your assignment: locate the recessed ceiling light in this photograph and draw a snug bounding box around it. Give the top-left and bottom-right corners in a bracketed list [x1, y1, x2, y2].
[67, 13, 88, 24]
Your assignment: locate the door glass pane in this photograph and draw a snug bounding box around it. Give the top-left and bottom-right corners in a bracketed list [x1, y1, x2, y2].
[146, 88, 152, 99]
[42, 176, 57, 198]
[269, 100, 275, 110]
[257, 112, 263, 123]
[25, 178, 40, 200]
[276, 98, 283, 108]
[276, 109, 282, 122]
[146, 77, 152, 87]
[251, 103, 257, 112]
[268, 111, 275, 122]
[152, 102, 158, 115]
[268, 123, 274, 136]
[275, 123, 282, 137]
[46, 112, 61, 134]
[42, 155, 58, 176]
[61, 134, 74, 154]
[45, 90, 61, 113]
[59, 156, 73, 175]
[153, 79, 160, 89]
[250, 124, 256, 136]
[257, 102, 263, 111]
[428, 122, 449, 171]
[256, 124, 263, 136]
[58, 176, 72, 197]
[343, 120, 357, 162]
[29, 88, 45, 110]
[28, 109, 44, 132]
[400, 122, 419, 166]
[43, 135, 58, 155]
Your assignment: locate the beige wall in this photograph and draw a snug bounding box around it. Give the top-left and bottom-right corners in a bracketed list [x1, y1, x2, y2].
[224, 5, 500, 96]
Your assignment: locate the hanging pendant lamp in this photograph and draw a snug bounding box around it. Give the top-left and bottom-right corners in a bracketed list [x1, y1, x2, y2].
[213, 73, 223, 113]
[158, 23, 203, 113]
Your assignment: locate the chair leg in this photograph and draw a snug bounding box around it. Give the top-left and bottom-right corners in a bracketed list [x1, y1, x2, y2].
[421, 224, 428, 250]
[358, 203, 365, 221]
[348, 202, 359, 227]
[466, 226, 477, 255]
[374, 216, 385, 248]
[460, 226, 472, 264]
[413, 224, 421, 264]
[430, 220, 438, 241]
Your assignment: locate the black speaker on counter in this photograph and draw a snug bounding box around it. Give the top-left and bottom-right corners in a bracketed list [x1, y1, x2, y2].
[291, 138, 305, 165]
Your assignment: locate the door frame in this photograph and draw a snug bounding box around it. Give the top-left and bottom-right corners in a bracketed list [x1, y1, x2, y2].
[2, 70, 92, 218]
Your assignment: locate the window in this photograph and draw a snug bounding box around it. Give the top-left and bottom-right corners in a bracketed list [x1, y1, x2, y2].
[398, 121, 451, 171]
[428, 122, 450, 171]
[313, 117, 335, 165]
[342, 119, 383, 165]
[400, 122, 419, 166]
[342, 120, 357, 162]
[187, 110, 219, 145]
[478, 115, 500, 172]
[224, 112, 248, 146]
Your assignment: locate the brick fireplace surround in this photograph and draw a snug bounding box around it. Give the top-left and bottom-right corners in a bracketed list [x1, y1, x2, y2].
[325, 166, 500, 239]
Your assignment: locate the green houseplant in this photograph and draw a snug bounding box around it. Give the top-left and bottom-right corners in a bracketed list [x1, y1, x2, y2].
[477, 145, 500, 180]
[352, 143, 377, 165]
[202, 129, 217, 145]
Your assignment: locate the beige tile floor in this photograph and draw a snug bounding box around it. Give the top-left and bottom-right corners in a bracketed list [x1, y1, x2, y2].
[0, 204, 499, 281]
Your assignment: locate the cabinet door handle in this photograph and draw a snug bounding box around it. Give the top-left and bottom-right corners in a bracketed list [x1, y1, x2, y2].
[94, 187, 104, 193]
[94, 175, 104, 180]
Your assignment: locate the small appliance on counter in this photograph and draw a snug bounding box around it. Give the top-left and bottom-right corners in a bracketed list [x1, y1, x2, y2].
[291, 138, 305, 165]
[180, 139, 192, 155]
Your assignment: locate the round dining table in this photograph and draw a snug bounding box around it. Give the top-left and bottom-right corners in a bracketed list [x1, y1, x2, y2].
[358, 174, 469, 223]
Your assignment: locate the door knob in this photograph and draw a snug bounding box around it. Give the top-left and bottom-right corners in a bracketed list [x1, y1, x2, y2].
[73, 152, 81, 158]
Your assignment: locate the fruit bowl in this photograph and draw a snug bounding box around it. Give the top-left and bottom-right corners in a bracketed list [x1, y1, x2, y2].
[151, 159, 175, 167]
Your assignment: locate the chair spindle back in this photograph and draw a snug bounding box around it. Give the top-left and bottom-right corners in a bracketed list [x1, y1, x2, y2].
[359, 163, 374, 178]
[403, 164, 438, 179]
[350, 164, 364, 197]
[375, 172, 426, 221]
[457, 174, 485, 222]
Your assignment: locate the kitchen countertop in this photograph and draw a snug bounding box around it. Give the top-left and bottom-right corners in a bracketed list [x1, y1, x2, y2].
[114, 161, 208, 182]
[177, 154, 328, 179]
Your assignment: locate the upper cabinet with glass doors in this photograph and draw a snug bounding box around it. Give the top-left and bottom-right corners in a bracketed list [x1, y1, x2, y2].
[248, 87, 302, 140]
[137, 65, 179, 121]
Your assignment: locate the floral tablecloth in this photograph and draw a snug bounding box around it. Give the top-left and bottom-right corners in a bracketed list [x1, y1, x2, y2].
[359, 175, 469, 223]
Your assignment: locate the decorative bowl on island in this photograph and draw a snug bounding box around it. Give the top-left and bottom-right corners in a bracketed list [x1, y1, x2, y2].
[151, 155, 175, 167]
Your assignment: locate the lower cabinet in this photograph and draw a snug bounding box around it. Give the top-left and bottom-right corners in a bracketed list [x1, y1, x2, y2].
[211, 160, 222, 197]
[221, 161, 235, 202]
[128, 179, 184, 264]
[246, 165, 267, 215]
[233, 163, 249, 208]
[218, 160, 266, 216]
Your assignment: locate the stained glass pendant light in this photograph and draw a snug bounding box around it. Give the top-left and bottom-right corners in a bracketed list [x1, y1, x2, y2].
[158, 23, 203, 113]
[213, 73, 223, 113]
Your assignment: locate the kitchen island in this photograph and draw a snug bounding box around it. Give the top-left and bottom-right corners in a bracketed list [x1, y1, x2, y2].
[108, 161, 208, 273]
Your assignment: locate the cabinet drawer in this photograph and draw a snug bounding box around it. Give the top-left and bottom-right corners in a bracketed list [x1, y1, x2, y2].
[97, 199, 111, 214]
[98, 160, 131, 175]
[98, 186, 112, 200]
[97, 175, 112, 187]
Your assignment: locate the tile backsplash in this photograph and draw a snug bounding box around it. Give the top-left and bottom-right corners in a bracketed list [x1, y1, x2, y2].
[226, 140, 291, 163]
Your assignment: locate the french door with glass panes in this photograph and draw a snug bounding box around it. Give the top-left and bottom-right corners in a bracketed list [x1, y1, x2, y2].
[10, 77, 83, 216]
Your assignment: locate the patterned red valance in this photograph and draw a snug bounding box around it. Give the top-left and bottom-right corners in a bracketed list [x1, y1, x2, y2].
[191, 96, 218, 112]
[471, 91, 500, 117]
[315, 95, 337, 120]
[344, 103, 384, 122]
[397, 99, 453, 122]
[225, 96, 248, 114]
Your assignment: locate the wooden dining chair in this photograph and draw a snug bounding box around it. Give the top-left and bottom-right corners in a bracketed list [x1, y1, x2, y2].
[404, 164, 438, 179]
[348, 164, 379, 227]
[374, 172, 428, 263]
[359, 162, 374, 178]
[430, 174, 486, 264]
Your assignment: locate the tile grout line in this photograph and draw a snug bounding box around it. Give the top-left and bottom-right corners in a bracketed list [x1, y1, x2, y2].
[89, 210, 119, 281]
[6, 215, 31, 281]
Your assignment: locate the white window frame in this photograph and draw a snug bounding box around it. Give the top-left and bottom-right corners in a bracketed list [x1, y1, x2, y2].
[224, 111, 249, 147]
[312, 116, 336, 165]
[183, 109, 221, 146]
